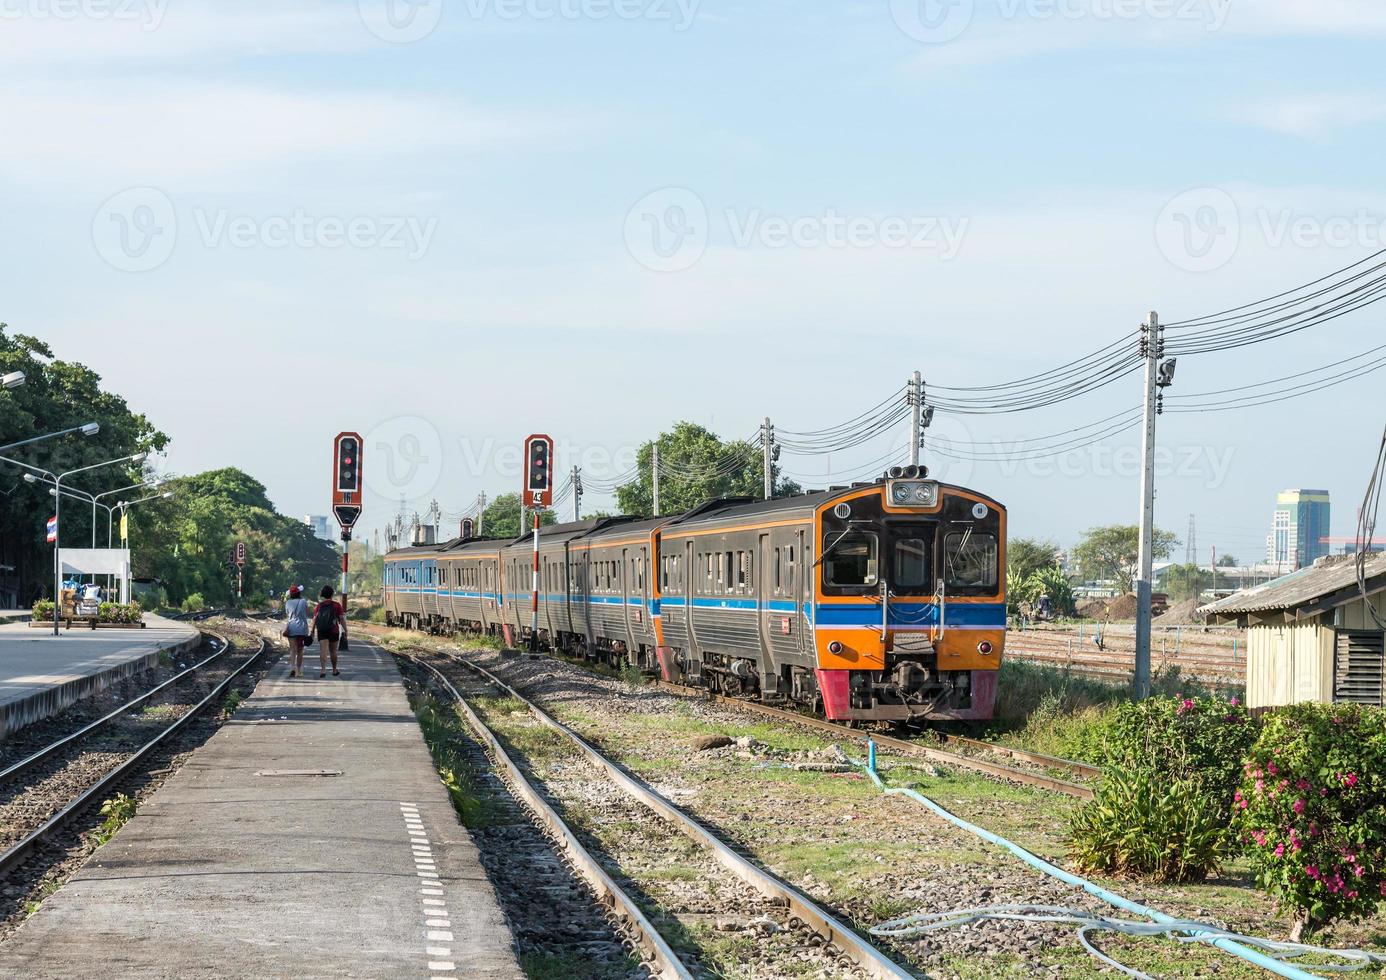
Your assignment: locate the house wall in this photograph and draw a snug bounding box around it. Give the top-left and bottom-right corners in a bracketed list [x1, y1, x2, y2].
[1245, 618, 1334, 709]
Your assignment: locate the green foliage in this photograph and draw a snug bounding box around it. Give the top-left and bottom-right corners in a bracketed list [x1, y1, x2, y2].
[130, 468, 338, 606]
[97, 601, 143, 624]
[31, 598, 54, 619]
[181, 592, 205, 613]
[479, 492, 556, 540]
[1164, 562, 1208, 602]
[1070, 768, 1229, 881]
[1, 326, 167, 599]
[368, 606, 387, 624]
[415, 701, 501, 829]
[1068, 694, 1255, 882]
[1072, 694, 1256, 814]
[615, 421, 801, 518]
[93, 792, 138, 845]
[1217, 554, 1238, 567]
[1072, 524, 1178, 592]
[1007, 537, 1060, 581]
[1235, 703, 1386, 936]
[346, 539, 383, 594]
[222, 688, 245, 716]
[1022, 565, 1075, 616]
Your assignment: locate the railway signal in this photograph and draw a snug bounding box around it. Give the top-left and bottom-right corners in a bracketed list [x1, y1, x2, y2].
[522, 433, 554, 652]
[331, 431, 364, 650]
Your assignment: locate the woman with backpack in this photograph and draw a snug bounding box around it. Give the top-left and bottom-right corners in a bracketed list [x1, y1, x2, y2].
[310, 585, 347, 678]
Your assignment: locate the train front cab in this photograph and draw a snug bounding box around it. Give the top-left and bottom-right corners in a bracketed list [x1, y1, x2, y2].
[811, 478, 1006, 722]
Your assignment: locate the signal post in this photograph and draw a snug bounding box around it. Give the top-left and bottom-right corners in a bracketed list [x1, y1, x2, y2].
[333, 432, 364, 651]
[523, 434, 553, 653]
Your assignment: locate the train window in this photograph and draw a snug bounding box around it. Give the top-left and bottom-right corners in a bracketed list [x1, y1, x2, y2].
[943, 530, 998, 590]
[737, 552, 748, 592]
[773, 548, 781, 593]
[893, 537, 931, 589]
[786, 545, 795, 593]
[823, 531, 879, 588]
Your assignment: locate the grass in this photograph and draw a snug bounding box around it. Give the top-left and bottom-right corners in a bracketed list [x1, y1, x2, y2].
[91, 793, 137, 846]
[413, 699, 507, 830]
[221, 689, 245, 716]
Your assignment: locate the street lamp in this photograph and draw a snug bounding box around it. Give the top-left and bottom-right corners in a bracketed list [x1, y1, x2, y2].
[92, 478, 160, 546]
[15, 451, 150, 635]
[2, 371, 24, 389]
[112, 489, 174, 547]
[0, 420, 99, 456]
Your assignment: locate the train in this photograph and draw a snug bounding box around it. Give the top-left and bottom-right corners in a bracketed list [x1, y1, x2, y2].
[383, 466, 1006, 723]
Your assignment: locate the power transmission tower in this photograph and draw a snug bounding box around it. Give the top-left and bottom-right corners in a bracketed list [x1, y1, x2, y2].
[572, 466, 583, 521]
[761, 417, 775, 499]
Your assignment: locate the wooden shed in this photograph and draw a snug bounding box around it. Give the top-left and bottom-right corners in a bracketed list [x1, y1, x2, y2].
[1202, 552, 1386, 709]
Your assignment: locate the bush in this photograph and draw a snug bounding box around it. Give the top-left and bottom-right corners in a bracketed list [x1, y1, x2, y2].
[32, 599, 54, 620]
[1071, 768, 1228, 881]
[181, 593, 205, 613]
[98, 602, 144, 624]
[1071, 693, 1256, 816]
[1235, 703, 1386, 938]
[1068, 694, 1255, 882]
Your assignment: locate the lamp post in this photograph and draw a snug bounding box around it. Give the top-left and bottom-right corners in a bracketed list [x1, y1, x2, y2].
[113, 490, 173, 546]
[18, 451, 148, 634]
[0, 421, 99, 456]
[2, 371, 26, 389]
[91, 479, 159, 546]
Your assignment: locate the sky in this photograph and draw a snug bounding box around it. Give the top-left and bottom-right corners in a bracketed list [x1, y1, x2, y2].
[3, 0, 1384, 565]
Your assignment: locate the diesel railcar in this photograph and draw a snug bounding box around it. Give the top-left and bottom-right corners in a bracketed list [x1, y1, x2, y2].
[383, 469, 1005, 722]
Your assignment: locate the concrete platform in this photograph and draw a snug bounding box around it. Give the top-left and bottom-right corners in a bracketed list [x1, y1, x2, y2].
[0, 614, 202, 738]
[0, 640, 523, 979]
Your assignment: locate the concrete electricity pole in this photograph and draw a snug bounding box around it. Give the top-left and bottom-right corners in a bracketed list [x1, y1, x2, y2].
[652, 444, 661, 516]
[476, 492, 487, 535]
[909, 371, 921, 468]
[761, 416, 774, 499]
[572, 466, 583, 521]
[1134, 311, 1175, 699]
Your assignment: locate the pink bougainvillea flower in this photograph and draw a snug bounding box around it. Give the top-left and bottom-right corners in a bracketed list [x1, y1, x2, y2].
[1274, 844, 1285, 857]
[1342, 773, 1358, 788]
[1229, 696, 1240, 706]
[1267, 762, 1279, 775]
[1295, 779, 1310, 791]
[1293, 799, 1306, 814]
[1306, 866, 1319, 879]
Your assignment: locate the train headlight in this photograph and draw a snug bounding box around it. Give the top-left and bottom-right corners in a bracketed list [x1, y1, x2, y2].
[887, 480, 938, 507]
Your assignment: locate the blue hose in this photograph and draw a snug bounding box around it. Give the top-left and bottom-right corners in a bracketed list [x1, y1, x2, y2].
[857, 742, 1326, 980]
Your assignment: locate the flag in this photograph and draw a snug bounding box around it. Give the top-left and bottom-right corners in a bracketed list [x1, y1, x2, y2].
[119, 512, 129, 544]
[46, 516, 57, 543]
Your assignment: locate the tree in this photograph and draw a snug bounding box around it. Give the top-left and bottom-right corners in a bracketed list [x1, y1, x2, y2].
[0, 326, 167, 602]
[1217, 554, 1238, 567]
[615, 421, 801, 518]
[1073, 524, 1178, 593]
[1164, 562, 1208, 602]
[1007, 537, 1061, 581]
[129, 468, 338, 607]
[480, 492, 555, 540]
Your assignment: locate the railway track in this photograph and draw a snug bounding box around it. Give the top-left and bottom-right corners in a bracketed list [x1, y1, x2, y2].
[0, 631, 267, 878]
[406, 648, 917, 980]
[647, 679, 1098, 798]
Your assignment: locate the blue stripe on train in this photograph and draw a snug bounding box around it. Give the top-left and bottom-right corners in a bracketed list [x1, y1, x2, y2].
[814, 602, 1006, 627]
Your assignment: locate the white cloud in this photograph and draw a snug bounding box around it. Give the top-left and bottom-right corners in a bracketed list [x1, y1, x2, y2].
[0, 82, 582, 186]
[1239, 94, 1386, 138]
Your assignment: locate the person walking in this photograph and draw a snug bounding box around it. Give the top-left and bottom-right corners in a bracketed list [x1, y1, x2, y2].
[311, 585, 347, 678]
[283, 585, 312, 678]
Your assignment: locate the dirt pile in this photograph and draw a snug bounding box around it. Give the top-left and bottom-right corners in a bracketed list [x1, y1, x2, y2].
[1103, 593, 1139, 620]
[1075, 598, 1109, 618]
[1155, 597, 1208, 626]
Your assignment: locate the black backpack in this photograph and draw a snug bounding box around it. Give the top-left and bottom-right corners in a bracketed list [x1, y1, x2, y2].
[314, 602, 338, 635]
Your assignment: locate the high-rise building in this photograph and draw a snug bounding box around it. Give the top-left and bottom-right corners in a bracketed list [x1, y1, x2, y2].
[1266, 490, 1331, 570]
[303, 514, 333, 543]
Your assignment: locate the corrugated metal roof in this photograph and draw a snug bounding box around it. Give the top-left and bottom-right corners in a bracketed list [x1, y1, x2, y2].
[1201, 552, 1386, 618]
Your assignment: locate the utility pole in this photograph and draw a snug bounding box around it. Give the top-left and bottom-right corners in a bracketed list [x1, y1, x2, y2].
[652, 444, 661, 517]
[761, 416, 774, 500]
[1135, 311, 1174, 700]
[909, 371, 921, 468]
[572, 465, 583, 521]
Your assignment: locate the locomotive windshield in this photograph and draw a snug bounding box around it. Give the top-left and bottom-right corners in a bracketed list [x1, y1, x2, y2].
[822, 530, 878, 587]
[892, 536, 931, 589]
[943, 528, 998, 590]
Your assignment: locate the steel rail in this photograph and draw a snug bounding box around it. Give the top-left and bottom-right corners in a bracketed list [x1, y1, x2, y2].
[401, 652, 692, 980]
[439, 652, 918, 980]
[0, 631, 231, 787]
[647, 680, 1095, 800]
[0, 636, 267, 878]
[933, 734, 1102, 781]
